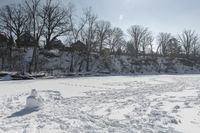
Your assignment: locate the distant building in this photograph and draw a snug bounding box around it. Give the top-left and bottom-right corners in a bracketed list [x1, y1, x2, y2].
[45, 38, 65, 50]
[0, 33, 8, 48]
[70, 40, 87, 52]
[17, 32, 37, 48]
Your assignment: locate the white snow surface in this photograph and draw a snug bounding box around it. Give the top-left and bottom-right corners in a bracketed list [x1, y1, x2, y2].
[0, 75, 200, 133]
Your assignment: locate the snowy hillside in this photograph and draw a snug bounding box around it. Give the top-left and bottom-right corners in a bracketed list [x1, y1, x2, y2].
[37, 50, 200, 74]
[0, 75, 200, 132]
[2, 48, 200, 75]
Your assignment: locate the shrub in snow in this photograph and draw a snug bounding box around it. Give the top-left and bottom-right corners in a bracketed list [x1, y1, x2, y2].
[26, 89, 43, 109]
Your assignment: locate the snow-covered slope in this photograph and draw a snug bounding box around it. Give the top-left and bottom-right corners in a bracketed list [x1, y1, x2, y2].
[0, 75, 200, 132]
[39, 53, 200, 74]
[1, 48, 200, 74]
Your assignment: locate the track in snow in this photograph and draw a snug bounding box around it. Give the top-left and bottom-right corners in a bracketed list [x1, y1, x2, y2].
[0, 75, 200, 133]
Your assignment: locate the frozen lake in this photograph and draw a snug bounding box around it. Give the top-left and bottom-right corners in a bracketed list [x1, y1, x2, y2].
[0, 75, 200, 133]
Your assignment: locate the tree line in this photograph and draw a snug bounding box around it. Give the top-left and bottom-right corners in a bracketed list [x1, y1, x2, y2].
[0, 0, 199, 72]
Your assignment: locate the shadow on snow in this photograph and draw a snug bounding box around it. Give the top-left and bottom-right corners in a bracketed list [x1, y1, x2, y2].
[7, 107, 40, 118]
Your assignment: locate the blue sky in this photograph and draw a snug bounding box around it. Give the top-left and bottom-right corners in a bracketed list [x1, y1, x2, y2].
[1, 0, 200, 36]
[69, 0, 200, 36]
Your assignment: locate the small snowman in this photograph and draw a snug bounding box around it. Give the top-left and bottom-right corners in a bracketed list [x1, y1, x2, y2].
[26, 89, 43, 109]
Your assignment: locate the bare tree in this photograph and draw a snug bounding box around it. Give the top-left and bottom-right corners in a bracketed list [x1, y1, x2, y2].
[0, 4, 28, 70]
[81, 7, 98, 72]
[127, 25, 149, 58]
[167, 37, 181, 57]
[0, 4, 29, 47]
[141, 31, 153, 56]
[148, 36, 154, 56]
[156, 32, 172, 56]
[178, 30, 199, 57]
[25, 0, 46, 72]
[68, 3, 87, 44]
[43, 0, 71, 47]
[95, 20, 111, 53]
[107, 27, 124, 54]
[66, 4, 88, 72]
[126, 41, 135, 56]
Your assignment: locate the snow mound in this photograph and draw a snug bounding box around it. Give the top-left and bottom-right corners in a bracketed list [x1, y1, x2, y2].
[26, 89, 43, 109]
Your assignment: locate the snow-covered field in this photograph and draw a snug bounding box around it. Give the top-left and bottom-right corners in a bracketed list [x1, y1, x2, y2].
[0, 75, 200, 133]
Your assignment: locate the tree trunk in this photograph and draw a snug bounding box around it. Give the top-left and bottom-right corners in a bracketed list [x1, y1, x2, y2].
[1, 57, 4, 70]
[29, 42, 39, 73]
[70, 52, 74, 72]
[99, 40, 103, 54]
[86, 53, 90, 72]
[78, 60, 84, 72]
